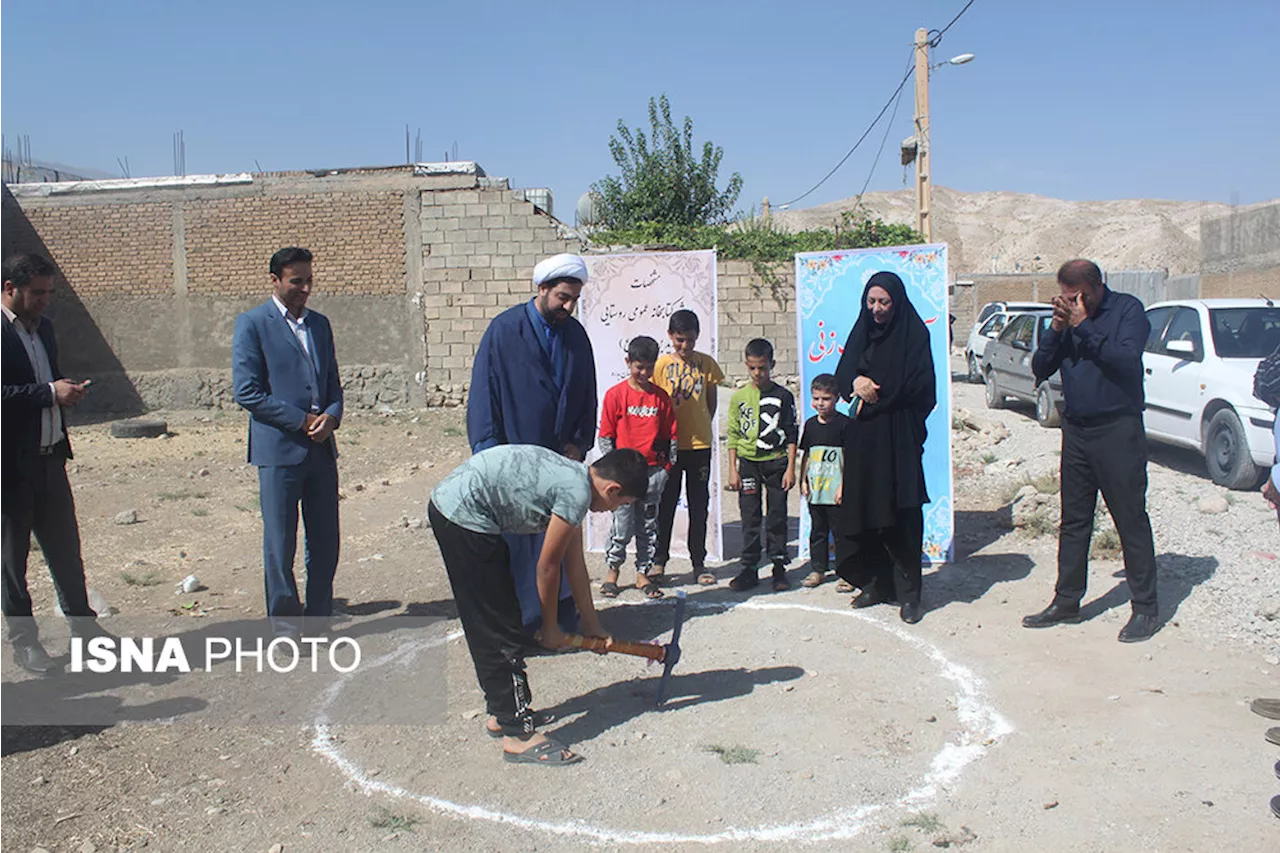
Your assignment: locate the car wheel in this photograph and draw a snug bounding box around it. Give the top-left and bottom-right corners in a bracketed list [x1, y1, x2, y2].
[966, 353, 982, 384]
[1204, 408, 1263, 490]
[1035, 384, 1060, 428]
[984, 371, 1006, 409]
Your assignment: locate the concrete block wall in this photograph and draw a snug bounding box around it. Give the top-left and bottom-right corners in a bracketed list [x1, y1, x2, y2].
[418, 186, 582, 406]
[1200, 203, 1280, 299]
[717, 260, 799, 389]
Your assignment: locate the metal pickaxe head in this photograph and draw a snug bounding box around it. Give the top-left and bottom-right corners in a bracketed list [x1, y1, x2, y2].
[655, 590, 686, 707]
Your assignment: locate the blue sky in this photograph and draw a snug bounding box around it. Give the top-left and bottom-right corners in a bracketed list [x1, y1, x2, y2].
[3, 0, 1277, 216]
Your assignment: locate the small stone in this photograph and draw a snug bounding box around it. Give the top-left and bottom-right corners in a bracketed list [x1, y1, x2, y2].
[1196, 495, 1229, 515]
[463, 709, 483, 720]
[268, 845, 284, 853]
[150, 798, 165, 806]
[197, 468, 211, 477]
[380, 479, 391, 486]
[925, 715, 937, 723]
[783, 684, 795, 692]
[78, 842, 97, 853]
[354, 484, 365, 492]
[205, 806, 225, 816]
[408, 518, 425, 530]
[113, 509, 139, 525]
[1201, 800, 1214, 807]
[68, 746, 79, 756]
[367, 768, 380, 777]
[31, 775, 47, 785]
[798, 636, 812, 642]
[1043, 800, 1059, 810]
[1108, 695, 1121, 701]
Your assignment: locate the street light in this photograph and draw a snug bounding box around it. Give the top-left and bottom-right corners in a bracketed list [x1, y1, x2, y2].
[902, 30, 975, 242]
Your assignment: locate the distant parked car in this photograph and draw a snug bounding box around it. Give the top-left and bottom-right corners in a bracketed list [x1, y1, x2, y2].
[965, 302, 1051, 383]
[1141, 298, 1280, 489]
[981, 310, 1064, 427]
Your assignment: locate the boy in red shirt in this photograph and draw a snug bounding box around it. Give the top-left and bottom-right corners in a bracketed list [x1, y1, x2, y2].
[598, 336, 678, 599]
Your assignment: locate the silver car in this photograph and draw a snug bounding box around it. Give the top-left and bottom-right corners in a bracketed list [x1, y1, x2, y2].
[981, 310, 1064, 427]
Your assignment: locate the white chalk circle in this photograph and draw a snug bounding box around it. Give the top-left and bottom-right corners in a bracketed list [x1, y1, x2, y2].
[310, 600, 1013, 844]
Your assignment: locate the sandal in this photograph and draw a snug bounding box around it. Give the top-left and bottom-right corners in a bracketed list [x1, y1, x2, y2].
[487, 709, 557, 738]
[835, 580, 854, 594]
[728, 569, 759, 591]
[502, 738, 583, 766]
[600, 581, 621, 598]
[696, 572, 717, 586]
[802, 571, 824, 588]
[634, 573, 665, 594]
[647, 569, 667, 587]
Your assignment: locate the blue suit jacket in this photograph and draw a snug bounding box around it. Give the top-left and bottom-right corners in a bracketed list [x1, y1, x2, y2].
[466, 302, 597, 454]
[232, 300, 343, 467]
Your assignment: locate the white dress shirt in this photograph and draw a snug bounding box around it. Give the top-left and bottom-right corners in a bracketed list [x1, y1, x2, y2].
[271, 295, 321, 413]
[2, 304, 65, 450]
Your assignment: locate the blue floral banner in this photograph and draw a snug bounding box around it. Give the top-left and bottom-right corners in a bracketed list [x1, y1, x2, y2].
[795, 244, 954, 564]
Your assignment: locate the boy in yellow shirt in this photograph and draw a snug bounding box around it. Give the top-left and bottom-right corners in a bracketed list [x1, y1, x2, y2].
[652, 309, 725, 586]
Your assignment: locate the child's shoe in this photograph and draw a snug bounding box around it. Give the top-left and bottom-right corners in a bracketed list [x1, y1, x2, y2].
[728, 568, 759, 591]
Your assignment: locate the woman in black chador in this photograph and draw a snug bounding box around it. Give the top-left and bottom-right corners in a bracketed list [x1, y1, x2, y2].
[833, 271, 937, 624]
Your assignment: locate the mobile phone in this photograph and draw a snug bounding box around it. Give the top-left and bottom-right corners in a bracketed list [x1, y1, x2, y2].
[80, 379, 93, 387]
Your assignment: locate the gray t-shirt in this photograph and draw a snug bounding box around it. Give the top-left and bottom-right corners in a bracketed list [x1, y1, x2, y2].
[430, 445, 593, 535]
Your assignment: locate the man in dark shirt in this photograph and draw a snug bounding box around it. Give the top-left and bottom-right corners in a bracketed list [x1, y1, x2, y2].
[1022, 259, 1159, 642]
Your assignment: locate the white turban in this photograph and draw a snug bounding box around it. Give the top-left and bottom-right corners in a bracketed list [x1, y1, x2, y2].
[532, 253, 588, 287]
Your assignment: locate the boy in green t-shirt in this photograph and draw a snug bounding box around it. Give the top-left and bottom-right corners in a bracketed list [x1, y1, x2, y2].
[428, 445, 648, 766]
[726, 338, 798, 592]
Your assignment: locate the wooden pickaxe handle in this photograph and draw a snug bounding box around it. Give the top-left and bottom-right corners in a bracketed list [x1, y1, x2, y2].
[563, 634, 666, 662]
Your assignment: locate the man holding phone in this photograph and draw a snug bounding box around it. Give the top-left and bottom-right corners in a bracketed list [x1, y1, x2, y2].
[1, 253, 104, 674]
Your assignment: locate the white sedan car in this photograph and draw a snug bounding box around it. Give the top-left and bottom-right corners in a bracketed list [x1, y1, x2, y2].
[1142, 298, 1280, 489]
[964, 302, 1051, 382]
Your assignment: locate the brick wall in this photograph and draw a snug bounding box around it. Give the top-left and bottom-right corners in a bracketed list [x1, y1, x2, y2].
[22, 202, 174, 297]
[186, 192, 405, 296]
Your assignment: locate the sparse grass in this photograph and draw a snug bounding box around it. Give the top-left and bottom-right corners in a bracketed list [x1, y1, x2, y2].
[1090, 526, 1122, 557]
[157, 490, 209, 502]
[887, 834, 914, 853]
[120, 569, 163, 587]
[1224, 492, 1238, 506]
[980, 451, 997, 464]
[234, 505, 255, 513]
[191, 508, 210, 517]
[1030, 471, 1060, 494]
[1025, 512, 1059, 538]
[442, 426, 463, 437]
[900, 812, 945, 833]
[703, 744, 760, 765]
[368, 806, 418, 833]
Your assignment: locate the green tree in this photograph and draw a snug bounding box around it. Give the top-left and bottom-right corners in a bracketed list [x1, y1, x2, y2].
[591, 94, 743, 229]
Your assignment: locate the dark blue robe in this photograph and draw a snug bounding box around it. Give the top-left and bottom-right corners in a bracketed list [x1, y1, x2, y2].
[467, 302, 598, 631]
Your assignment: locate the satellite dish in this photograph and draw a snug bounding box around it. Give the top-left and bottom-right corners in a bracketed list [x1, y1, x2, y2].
[576, 191, 601, 227]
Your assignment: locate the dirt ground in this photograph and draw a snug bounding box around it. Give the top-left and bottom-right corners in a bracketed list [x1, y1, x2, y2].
[3, 362, 1279, 852]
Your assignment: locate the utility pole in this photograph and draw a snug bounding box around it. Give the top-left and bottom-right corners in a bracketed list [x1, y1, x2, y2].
[913, 27, 932, 243]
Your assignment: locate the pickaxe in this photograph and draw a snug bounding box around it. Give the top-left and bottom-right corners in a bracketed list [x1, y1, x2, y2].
[563, 590, 686, 706]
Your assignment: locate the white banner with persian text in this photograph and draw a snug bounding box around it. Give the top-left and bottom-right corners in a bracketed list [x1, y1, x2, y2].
[579, 250, 724, 563]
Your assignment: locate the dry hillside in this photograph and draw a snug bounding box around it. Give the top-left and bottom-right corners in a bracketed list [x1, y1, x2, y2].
[773, 186, 1263, 276]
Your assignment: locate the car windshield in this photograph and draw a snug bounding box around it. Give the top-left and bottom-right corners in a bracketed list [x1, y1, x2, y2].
[1208, 307, 1280, 358]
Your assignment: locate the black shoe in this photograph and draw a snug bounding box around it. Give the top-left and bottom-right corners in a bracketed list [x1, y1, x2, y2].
[11, 642, 61, 675]
[1117, 612, 1159, 643]
[70, 619, 118, 642]
[900, 602, 922, 624]
[1252, 698, 1280, 720]
[850, 587, 890, 609]
[729, 569, 759, 592]
[1272, 794, 1280, 819]
[771, 563, 790, 592]
[1274, 759, 1279, 780]
[1021, 602, 1082, 629]
[1267, 727, 1280, 747]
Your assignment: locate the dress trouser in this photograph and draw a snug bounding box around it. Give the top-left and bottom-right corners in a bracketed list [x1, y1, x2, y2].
[258, 442, 340, 624]
[428, 501, 534, 736]
[655, 449, 712, 568]
[834, 508, 924, 606]
[1, 446, 96, 644]
[1054, 415, 1158, 616]
[738, 456, 789, 569]
[606, 466, 668, 574]
[808, 503, 836, 573]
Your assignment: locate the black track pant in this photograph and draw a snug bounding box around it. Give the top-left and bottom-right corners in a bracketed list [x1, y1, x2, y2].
[428, 502, 534, 736]
[1054, 415, 1158, 616]
[808, 503, 836, 573]
[655, 448, 712, 569]
[834, 507, 924, 606]
[738, 456, 789, 569]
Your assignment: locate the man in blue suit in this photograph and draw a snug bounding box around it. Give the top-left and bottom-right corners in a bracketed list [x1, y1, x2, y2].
[233, 247, 343, 630]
